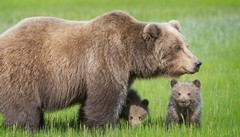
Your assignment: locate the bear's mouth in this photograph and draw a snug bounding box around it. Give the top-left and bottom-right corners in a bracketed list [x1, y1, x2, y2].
[183, 67, 196, 74]
[179, 102, 190, 107]
[194, 66, 200, 72]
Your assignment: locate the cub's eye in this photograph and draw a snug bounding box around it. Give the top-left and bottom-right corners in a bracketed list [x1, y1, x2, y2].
[188, 93, 191, 96]
[178, 92, 181, 96]
[129, 115, 133, 120]
[139, 116, 142, 121]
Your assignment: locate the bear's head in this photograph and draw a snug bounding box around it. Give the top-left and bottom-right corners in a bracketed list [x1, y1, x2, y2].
[127, 99, 149, 126]
[170, 79, 201, 107]
[140, 20, 202, 78]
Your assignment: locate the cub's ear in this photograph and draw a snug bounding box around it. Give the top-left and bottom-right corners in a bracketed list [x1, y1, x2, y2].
[193, 79, 201, 88]
[169, 20, 181, 32]
[170, 79, 178, 87]
[142, 99, 149, 107]
[143, 24, 161, 43]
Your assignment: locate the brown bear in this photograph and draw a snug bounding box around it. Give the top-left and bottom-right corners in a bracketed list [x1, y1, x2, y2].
[119, 89, 149, 126]
[0, 10, 201, 131]
[165, 79, 202, 129]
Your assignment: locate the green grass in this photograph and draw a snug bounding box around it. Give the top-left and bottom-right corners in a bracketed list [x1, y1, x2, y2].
[0, 0, 240, 136]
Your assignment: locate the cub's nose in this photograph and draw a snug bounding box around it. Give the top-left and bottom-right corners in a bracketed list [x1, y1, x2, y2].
[195, 60, 202, 71]
[181, 100, 186, 104]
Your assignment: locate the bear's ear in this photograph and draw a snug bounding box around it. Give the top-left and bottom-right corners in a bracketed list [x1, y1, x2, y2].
[193, 79, 201, 88]
[142, 24, 161, 43]
[170, 79, 178, 87]
[169, 20, 181, 32]
[142, 99, 149, 107]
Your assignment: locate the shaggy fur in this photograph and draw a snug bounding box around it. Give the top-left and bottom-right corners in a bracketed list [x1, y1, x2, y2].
[119, 89, 149, 126]
[0, 10, 201, 131]
[165, 79, 202, 129]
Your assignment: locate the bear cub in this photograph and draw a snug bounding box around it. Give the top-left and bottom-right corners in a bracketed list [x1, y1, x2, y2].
[165, 79, 202, 129]
[120, 89, 149, 126]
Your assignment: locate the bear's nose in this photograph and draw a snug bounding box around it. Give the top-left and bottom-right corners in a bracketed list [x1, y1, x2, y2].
[195, 60, 202, 70]
[181, 100, 186, 104]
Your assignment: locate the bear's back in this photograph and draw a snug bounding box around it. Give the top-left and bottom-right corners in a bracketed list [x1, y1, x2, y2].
[0, 17, 86, 42]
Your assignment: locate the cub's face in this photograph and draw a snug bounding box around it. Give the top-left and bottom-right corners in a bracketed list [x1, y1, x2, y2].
[170, 79, 201, 107]
[142, 21, 202, 78]
[128, 99, 149, 126]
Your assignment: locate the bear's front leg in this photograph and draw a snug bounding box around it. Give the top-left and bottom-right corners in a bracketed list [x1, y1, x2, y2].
[80, 80, 128, 129]
[190, 109, 202, 128]
[165, 106, 180, 129]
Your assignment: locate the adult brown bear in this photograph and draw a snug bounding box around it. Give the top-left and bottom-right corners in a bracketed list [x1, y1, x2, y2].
[0, 11, 201, 131]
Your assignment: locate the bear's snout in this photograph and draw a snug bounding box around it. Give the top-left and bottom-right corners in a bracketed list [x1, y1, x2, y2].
[178, 98, 190, 107]
[181, 100, 186, 104]
[194, 60, 202, 72]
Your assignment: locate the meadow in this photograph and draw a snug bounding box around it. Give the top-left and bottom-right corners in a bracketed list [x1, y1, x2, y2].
[0, 0, 240, 136]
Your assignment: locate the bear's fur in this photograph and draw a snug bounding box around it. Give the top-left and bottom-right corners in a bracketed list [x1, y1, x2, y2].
[165, 79, 202, 129]
[119, 89, 149, 126]
[79, 88, 149, 126]
[0, 10, 201, 130]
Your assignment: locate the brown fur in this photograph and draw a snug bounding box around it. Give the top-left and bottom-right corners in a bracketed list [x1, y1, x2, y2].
[119, 89, 149, 126]
[0, 10, 201, 131]
[165, 79, 202, 129]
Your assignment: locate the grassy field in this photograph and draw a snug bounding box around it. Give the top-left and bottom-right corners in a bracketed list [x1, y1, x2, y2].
[0, 0, 240, 136]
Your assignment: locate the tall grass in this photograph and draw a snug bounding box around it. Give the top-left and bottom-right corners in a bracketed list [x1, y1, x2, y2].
[0, 0, 239, 136]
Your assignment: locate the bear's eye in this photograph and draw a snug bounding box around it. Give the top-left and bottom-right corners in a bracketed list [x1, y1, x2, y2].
[176, 46, 182, 51]
[178, 92, 181, 96]
[188, 93, 191, 96]
[139, 116, 142, 121]
[129, 115, 133, 120]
